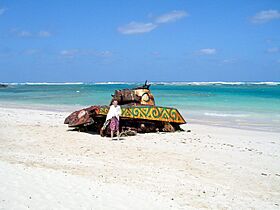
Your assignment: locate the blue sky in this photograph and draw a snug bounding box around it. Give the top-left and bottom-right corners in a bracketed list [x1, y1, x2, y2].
[0, 0, 280, 82]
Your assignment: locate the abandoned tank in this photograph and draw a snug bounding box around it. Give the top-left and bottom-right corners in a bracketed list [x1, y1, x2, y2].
[64, 81, 186, 136]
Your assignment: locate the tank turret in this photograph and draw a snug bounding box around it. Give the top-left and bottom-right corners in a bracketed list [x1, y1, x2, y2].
[111, 81, 155, 106]
[64, 81, 186, 136]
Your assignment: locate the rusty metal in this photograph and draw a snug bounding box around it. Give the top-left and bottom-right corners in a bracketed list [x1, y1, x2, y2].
[64, 81, 186, 136]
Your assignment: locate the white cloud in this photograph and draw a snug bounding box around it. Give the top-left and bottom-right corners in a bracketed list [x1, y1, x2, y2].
[11, 29, 52, 38]
[60, 49, 79, 57]
[198, 48, 217, 55]
[267, 47, 279, 53]
[155, 10, 188, 24]
[118, 10, 188, 35]
[95, 50, 113, 57]
[222, 59, 236, 64]
[118, 22, 157, 35]
[38, 30, 51, 37]
[22, 49, 40, 55]
[0, 7, 7, 15]
[60, 49, 113, 58]
[251, 10, 280, 24]
[17, 30, 33, 37]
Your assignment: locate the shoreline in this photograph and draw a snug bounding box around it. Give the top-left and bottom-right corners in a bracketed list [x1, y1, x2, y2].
[1, 82, 279, 133]
[1, 102, 279, 133]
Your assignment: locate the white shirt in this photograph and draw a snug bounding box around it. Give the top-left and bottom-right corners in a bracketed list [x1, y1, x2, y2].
[106, 105, 121, 121]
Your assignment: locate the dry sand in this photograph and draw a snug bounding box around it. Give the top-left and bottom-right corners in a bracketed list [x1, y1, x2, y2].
[0, 107, 280, 209]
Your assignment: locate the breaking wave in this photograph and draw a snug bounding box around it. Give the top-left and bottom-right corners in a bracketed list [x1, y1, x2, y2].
[4, 82, 85, 85]
[2, 81, 280, 86]
[94, 82, 136, 85]
[204, 112, 250, 117]
[150, 81, 280, 86]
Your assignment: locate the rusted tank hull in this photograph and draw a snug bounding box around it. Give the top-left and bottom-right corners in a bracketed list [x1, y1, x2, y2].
[65, 82, 186, 136]
[64, 105, 186, 136]
[64, 106, 100, 127]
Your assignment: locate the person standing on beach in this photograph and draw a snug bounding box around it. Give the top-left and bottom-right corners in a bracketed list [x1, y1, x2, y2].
[105, 99, 121, 140]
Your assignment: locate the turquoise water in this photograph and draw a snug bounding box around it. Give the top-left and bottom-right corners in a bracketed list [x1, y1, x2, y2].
[0, 82, 280, 132]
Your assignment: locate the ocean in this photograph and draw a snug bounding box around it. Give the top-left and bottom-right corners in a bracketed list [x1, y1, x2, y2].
[0, 82, 280, 132]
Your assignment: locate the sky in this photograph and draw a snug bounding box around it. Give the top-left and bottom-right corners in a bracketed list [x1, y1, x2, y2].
[0, 0, 280, 82]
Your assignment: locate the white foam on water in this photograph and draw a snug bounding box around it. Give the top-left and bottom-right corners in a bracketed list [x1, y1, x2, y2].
[94, 82, 135, 85]
[204, 112, 250, 118]
[251, 82, 280, 86]
[3, 82, 84, 85]
[2, 81, 280, 86]
[151, 81, 280, 86]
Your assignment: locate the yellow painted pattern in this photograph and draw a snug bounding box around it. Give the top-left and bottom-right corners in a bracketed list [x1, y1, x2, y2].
[98, 105, 186, 124]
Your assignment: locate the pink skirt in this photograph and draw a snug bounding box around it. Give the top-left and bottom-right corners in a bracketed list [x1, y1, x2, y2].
[110, 117, 119, 131]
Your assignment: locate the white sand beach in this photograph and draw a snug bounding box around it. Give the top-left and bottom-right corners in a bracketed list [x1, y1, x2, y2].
[0, 107, 280, 209]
